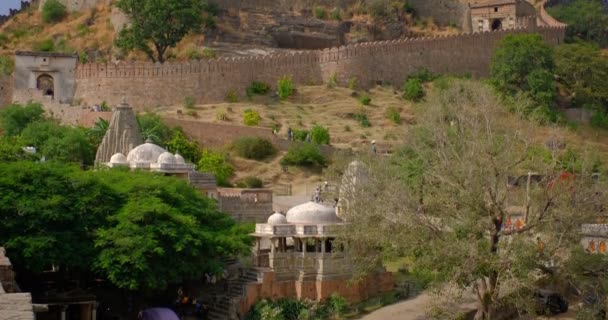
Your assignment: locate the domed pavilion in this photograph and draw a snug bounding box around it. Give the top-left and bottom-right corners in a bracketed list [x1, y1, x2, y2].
[105, 139, 195, 174]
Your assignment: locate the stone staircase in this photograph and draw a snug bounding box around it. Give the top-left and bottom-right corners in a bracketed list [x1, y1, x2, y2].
[206, 267, 262, 320]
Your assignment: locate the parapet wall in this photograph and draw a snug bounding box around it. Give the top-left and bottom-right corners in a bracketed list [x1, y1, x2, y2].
[73, 24, 566, 110]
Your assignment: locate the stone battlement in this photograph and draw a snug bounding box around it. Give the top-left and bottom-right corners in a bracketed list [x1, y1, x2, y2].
[72, 23, 566, 109]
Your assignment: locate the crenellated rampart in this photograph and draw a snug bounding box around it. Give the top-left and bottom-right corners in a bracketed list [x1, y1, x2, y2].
[73, 24, 566, 109]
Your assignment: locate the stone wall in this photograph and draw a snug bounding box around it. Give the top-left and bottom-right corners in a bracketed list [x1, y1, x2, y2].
[73, 24, 566, 110]
[0, 75, 13, 108]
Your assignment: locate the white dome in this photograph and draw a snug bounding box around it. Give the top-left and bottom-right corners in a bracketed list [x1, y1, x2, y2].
[286, 202, 341, 224]
[174, 153, 185, 165]
[157, 152, 176, 164]
[126, 142, 167, 164]
[267, 212, 288, 225]
[110, 153, 127, 164]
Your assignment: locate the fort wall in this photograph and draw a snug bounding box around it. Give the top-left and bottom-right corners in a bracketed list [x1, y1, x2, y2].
[73, 24, 565, 110]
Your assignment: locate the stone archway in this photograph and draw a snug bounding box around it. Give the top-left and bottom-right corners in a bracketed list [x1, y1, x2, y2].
[491, 19, 502, 31]
[37, 74, 54, 97]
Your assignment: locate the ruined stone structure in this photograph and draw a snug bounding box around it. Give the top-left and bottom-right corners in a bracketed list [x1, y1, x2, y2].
[14, 51, 78, 104]
[95, 100, 143, 163]
[0, 248, 35, 320]
[469, 0, 536, 32]
[241, 203, 392, 316]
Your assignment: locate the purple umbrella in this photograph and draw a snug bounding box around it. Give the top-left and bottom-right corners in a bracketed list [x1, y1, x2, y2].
[139, 308, 179, 320]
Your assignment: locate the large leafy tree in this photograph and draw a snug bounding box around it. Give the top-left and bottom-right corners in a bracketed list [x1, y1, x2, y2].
[0, 102, 44, 136]
[115, 0, 203, 63]
[0, 162, 251, 291]
[334, 79, 606, 319]
[547, 0, 608, 47]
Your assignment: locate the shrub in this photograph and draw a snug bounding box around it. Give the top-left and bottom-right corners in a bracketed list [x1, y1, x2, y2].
[232, 137, 276, 160]
[359, 94, 371, 106]
[403, 78, 424, 101]
[78, 52, 88, 64]
[591, 112, 608, 129]
[293, 129, 308, 142]
[243, 109, 261, 126]
[331, 7, 342, 21]
[314, 6, 326, 19]
[202, 47, 216, 59]
[385, 106, 401, 124]
[0, 102, 45, 136]
[241, 176, 264, 188]
[327, 73, 337, 89]
[348, 77, 358, 90]
[310, 125, 330, 144]
[166, 129, 201, 163]
[42, 0, 67, 23]
[403, 1, 415, 14]
[197, 149, 234, 187]
[226, 89, 238, 103]
[35, 38, 55, 52]
[216, 108, 228, 121]
[353, 113, 371, 127]
[0, 56, 14, 76]
[277, 76, 294, 100]
[410, 69, 435, 83]
[183, 96, 196, 109]
[280, 144, 326, 168]
[327, 293, 348, 318]
[246, 81, 270, 98]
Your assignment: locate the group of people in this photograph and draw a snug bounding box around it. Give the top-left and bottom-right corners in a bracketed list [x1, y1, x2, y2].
[313, 181, 330, 203]
[286, 127, 311, 143]
[174, 287, 209, 319]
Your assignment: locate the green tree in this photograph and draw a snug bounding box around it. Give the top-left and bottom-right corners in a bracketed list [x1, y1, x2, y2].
[87, 118, 109, 148]
[41, 0, 67, 24]
[403, 78, 424, 102]
[115, 0, 203, 63]
[555, 43, 608, 112]
[197, 149, 234, 186]
[0, 136, 26, 161]
[310, 125, 330, 145]
[547, 0, 608, 47]
[136, 113, 172, 145]
[0, 102, 45, 136]
[232, 137, 276, 160]
[280, 144, 326, 168]
[166, 128, 201, 163]
[491, 34, 556, 107]
[21, 121, 96, 165]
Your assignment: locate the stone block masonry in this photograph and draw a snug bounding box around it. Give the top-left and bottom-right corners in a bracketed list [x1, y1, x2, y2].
[73, 24, 565, 110]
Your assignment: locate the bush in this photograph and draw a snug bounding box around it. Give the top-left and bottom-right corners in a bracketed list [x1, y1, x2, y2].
[348, 77, 358, 90]
[314, 6, 326, 19]
[166, 129, 201, 163]
[327, 73, 337, 89]
[280, 144, 326, 168]
[310, 125, 330, 144]
[246, 81, 270, 98]
[42, 0, 67, 23]
[183, 96, 196, 109]
[226, 89, 238, 103]
[277, 76, 294, 100]
[0, 102, 45, 136]
[410, 69, 435, 83]
[241, 176, 264, 188]
[293, 129, 308, 142]
[385, 106, 401, 124]
[403, 78, 424, 101]
[232, 137, 276, 160]
[216, 108, 228, 121]
[359, 94, 372, 105]
[0, 56, 14, 76]
[331, 7, 342, 21]
[35, 38, 55, 52]
[591, 112, 608, 129]
[243, 109, 261, 126]
[353, 113, 371, 127]
[197, 149, 234, 187]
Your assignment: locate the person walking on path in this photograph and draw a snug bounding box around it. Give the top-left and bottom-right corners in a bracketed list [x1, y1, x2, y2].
[371, 140, 377, 154]
[287, 127, 294, 141]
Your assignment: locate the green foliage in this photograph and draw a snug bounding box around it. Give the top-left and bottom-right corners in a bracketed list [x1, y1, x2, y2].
[0, 102, 45, 136]
[77, 23, 90, 37]
[41, 0, 67, 23]
[21, 121, 96, 165]
[136, 113, 172, 145]
[78, 52, 88, 64]
[246, 295, 349, 320]
[243, 109, 261, 126]
[87, 118, 109, 147]
[327, 293, 348, 318]
[327, 73, 337, 89]
[246, 81, 270, 98]
[216, 108, 228, 121]
[403, 78, 424, 101]
[277, 76, 295, 100]
[280, 144, 326, 168]
[348, 77, 358, 90]
[232, 137, 276, 160]
[403, 1, 415, 14]
[293, 129, 308, 142]
[0, 56, 14, 76]
[385, 106, 401, 124]
[166, 129, 201, 163]
[547, 0, 608, 47]
[353, 113, 371, 127]
[226, 89, 238, 103]
[368, 0, 388, 19]
[590, 112, 608, 129]
[115, 0, 203, 63]
[359, 94, 372, 106]
[310, 125, 330, 145]
[187, 47, 216, 60]
[239, 176, 264, 189]
[331, 7, 342, 21]
[34, 38, 56, 52]
[0, 33, 9, 48]
[555, 43, 608, 111]
[197, 149, 234, 186]
[314, 6, 326, 19]
[409, 69, 435, 83]
[184, 96, 196, 109]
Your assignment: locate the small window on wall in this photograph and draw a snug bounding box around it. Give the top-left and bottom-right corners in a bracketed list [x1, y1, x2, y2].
[494, 7, 498, 12]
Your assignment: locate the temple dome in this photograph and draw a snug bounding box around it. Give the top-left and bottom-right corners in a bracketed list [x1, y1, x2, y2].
[267, 212, 288, 225]
[158, 152, 176, 164]
[174, 153, 186, 165]
[286, 202, 341, 224]
[109, 153, 127, 164]
[126, 142, 167, 164]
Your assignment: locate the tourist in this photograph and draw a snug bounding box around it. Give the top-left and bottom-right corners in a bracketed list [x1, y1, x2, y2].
[287, 127, 293, 141]
[314, 186, 321, 203]
[305, 132, 311, 143]
[371, 140, 377, 154]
